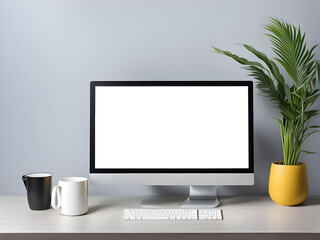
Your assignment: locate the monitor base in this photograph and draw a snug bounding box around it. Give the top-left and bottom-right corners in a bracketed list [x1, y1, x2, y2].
[140, 185, 219, 208]
[180, 185, 220, 208]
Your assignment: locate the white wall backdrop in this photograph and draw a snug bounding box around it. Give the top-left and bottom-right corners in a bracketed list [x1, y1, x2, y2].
[0, 0, 319, 195]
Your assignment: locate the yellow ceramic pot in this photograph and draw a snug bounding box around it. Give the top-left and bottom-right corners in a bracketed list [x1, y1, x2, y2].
[269, 161, 308, 206]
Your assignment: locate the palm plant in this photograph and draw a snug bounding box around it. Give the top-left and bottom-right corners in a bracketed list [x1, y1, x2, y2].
[212, 17, 320, 165]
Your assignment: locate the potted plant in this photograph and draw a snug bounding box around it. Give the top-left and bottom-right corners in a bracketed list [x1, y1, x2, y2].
[212, 17, 320, 205]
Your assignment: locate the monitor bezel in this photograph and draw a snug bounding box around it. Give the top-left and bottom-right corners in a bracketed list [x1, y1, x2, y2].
[90, 81, 254, 174]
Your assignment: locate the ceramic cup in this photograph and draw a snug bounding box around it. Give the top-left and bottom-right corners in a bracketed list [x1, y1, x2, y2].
[51, 177, 88, 216]
[22, 173, 52, 210]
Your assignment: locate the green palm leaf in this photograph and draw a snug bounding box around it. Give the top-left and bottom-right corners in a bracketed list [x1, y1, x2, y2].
[265, 17, 317, 88]
[212, 17, 320, 165]
[242, 44, 291, 103]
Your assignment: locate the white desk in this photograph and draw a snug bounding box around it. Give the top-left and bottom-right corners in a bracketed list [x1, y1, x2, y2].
[0, 195, 320, 240]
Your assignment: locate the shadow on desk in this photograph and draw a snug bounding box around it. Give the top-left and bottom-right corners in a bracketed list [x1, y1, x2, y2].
[297, 197, 320, 207]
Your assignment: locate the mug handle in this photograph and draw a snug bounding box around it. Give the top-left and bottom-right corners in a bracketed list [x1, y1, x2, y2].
[51, 185, 62, 209]
[22, 175, 28, 190]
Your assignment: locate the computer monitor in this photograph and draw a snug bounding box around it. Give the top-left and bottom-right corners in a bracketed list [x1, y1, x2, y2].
[90, 81, 254, 207]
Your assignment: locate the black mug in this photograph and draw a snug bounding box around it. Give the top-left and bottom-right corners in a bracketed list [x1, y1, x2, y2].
[22, 173, 52, 210]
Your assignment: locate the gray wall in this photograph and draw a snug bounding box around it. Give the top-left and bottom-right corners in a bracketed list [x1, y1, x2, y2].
[1, 0, 319, 196]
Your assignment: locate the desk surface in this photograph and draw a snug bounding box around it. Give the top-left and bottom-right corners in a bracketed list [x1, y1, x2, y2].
[0, 195, 320, 234]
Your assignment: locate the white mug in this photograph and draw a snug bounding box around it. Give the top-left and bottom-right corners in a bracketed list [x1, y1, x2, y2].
[51, 177, 88, 216]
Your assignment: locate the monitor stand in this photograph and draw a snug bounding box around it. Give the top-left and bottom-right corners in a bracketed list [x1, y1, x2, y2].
[180, 185, 220, 208]
[141, 185, 220, 208]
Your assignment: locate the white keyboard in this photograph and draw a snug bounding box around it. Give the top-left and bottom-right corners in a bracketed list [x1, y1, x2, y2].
[123, 208, 222, 220]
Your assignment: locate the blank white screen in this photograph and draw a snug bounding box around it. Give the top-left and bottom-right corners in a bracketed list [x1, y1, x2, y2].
[95, 86, 248, 169]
